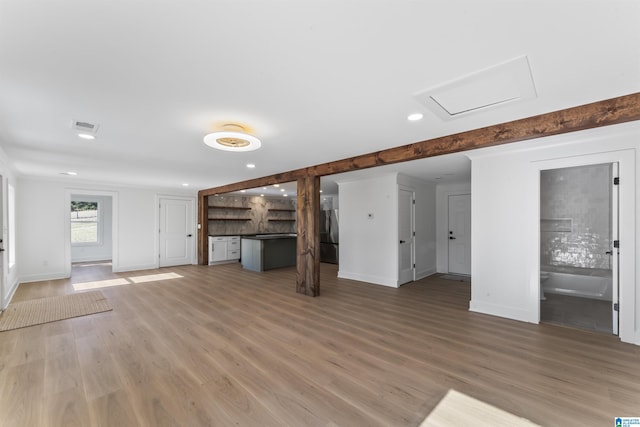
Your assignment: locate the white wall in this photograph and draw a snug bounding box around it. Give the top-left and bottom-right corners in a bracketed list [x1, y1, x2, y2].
[468, 121, 640, 345]
[17, 177, 196, 284]
[338, 174, 398, 286]
[0, 147, 19, 309]
[435, 181, 471, 273]
[338, 173, 436, 287]
[70, 195, 113, 263]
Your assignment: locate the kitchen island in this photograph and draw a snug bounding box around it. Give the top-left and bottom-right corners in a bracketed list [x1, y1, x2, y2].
[241, 234, 297, 272]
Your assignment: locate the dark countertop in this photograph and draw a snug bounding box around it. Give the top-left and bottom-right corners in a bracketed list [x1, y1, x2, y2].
[241, 234, 297, 240]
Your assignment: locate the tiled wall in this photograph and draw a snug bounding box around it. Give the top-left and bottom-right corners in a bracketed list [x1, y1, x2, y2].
[208, 195, 296, 236]
[540, 164, 611, 269]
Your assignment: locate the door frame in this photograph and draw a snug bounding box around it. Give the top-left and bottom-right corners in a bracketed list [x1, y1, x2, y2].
[156, 195, 197, 267]
[538, 162, 618, 335]
[0, 174, 4, 310]
[533, 150, 634, 341]
[398, 186, 415, 285]
[64, 189, 119, 277]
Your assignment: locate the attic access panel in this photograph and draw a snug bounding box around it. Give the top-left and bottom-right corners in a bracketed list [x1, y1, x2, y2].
[414, 56, 537, 120]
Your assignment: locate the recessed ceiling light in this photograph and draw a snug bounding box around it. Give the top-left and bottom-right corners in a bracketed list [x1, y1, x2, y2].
[283, 194, 288, 197]
[280, 188, 285, 192]
[274, 184, 280, 187]
[60, 171, 78, 176]
[319, 190, 323, 193]
[78, 133, 96, 140]
[260, 194, 264, 197]
[240, 190, 246, 193]
[246, 163, 256, 169]
[407, 113, 424, 121]
[182, 183, 189, 187]
[262, 187, 267, 190]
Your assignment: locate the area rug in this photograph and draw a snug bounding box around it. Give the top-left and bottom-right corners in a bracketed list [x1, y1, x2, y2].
[420, 389, 540, 426]
[0, 291, 112, 331]
[439, 274, 471, 282]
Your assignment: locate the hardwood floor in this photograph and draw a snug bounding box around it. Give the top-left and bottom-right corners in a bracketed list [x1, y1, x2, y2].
[1, 262, 639, 426]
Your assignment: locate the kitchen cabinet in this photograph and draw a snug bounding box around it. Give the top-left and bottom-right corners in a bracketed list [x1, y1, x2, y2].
[209, 235, 241, 265]
[241, 235, 296, 272]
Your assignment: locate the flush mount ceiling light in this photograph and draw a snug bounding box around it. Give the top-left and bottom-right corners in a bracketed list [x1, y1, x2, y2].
[203, 123, 261, 152]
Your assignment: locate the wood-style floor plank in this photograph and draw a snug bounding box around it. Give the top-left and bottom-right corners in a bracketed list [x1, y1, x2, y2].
[1, 262, 639, 426]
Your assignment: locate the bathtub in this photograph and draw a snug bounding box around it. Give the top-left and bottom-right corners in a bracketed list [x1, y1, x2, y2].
[540, 265, 612, 301]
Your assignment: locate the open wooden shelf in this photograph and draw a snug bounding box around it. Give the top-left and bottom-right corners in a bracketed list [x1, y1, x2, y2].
[208, 217, 252, 221]
[209, 206, 251, 210]
[267, 219, 296, 222]
[267, 208, 296, 212]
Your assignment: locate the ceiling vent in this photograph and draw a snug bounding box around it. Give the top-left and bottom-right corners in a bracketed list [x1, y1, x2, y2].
[71, 119, 99, 134]
[414, 56, 537, 121]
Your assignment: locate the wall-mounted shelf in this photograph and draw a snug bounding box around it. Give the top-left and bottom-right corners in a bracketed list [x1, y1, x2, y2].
[208, 217, 252, 221]
[208, 206, 252, 222]
[209, 206, 251, 210]
[267, 207, 295, 222]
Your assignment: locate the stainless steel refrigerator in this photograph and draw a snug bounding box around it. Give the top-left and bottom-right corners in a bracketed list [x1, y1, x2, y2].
[320, 209, 339, 264]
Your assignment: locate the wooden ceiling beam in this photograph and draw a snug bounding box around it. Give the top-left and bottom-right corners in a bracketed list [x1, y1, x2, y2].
[199, 92, 640, 197]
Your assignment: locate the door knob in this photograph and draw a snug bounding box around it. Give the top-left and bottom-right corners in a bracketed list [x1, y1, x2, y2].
[449, 236, 456, 240]
[187, 234, 193, 237]
[400, 240, 406, 244]
[605, 250, 612, 255]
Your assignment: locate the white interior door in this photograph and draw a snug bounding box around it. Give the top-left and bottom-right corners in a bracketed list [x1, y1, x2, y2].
[612, 163, 619, 335]
[398, 188, 415, 285]
[159, 198, 193, 267]
[448, 194, 471, 275]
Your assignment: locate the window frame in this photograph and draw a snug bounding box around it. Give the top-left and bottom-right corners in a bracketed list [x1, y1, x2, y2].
[8, 183, 15, 269]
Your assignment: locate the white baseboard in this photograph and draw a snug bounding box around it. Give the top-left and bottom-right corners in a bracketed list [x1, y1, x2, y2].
[416, 267, 437, 281]
[112, 263, 157, 273]
[19, 272, 69, 284]
[337, 270, 399, 288]
[469, 299, 537, 323]
[2, 277, 19, 310]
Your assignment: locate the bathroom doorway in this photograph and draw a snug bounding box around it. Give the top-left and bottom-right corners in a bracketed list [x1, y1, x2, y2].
[539, 163, 618, 335]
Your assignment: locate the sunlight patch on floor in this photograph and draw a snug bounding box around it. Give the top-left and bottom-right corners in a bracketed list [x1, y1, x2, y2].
[420, 389, 540, 427]
[72, 272, 183, 291]
[128, 272, 183, 283]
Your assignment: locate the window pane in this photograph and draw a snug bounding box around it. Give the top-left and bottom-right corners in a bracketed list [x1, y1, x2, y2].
[71, 201, 99, 244]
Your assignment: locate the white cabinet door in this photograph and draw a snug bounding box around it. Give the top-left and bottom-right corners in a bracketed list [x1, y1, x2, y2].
[210, 237, 228, 263]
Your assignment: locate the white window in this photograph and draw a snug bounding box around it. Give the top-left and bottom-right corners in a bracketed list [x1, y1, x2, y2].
[8, 183, 15, 268]
[71, 200, 101, 245]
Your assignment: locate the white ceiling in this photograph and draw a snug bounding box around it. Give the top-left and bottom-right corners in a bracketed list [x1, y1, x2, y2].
[0, 1, 638, 195]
